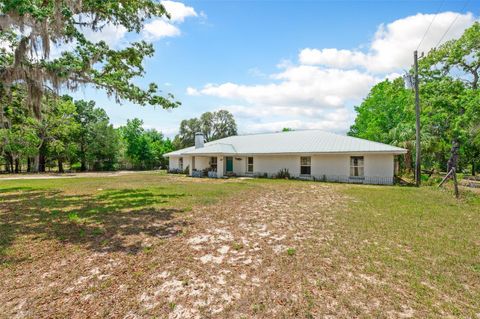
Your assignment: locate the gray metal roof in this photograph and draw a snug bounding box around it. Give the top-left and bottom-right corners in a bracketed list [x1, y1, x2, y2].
[165, 130, 407, 156]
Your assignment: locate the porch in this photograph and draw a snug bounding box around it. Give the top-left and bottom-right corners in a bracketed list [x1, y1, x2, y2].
[188, 155, 254, 178]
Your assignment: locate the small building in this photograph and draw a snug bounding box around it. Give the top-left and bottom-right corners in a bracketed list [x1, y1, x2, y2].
[164, 130, 407, 185]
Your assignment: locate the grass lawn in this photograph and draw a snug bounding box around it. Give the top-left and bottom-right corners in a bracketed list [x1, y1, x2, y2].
[0, 171, 479, 318]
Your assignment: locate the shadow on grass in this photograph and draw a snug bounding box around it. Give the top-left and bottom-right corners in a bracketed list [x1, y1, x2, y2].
[0, 187, 190, 263]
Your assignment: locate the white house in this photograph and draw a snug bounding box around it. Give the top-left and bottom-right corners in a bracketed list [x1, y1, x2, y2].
[164, 130, 407, 185]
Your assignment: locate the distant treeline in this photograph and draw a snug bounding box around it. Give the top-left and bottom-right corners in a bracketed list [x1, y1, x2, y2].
[0, 92, 174, 173]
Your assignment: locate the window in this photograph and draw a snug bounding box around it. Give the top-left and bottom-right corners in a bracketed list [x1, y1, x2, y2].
[350, 156, 364, 177]
[210, 157, 218, 171]
[300, 156, 311, 175]
[247, 157, 254, 173]
[178, 157, 183, 170]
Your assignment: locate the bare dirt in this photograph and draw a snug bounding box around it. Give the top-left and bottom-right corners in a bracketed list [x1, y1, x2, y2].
[1, 182, 351, 318]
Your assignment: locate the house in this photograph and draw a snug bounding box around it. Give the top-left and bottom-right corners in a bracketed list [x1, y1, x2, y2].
[164, 130, 407, 185]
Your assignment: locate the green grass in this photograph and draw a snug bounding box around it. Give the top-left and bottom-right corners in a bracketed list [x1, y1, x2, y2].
[0, 172, 478, 316]
[333, 184, 480, 316]
[0, 171, 260, 262]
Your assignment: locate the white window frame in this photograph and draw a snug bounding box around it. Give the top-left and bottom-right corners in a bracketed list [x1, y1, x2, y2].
[247, 157, 254, 173]
[350, 156, 364, 178]
[300, 156, 311, 175]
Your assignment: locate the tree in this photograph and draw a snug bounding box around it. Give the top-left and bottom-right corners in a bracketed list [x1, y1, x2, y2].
[37, 96, 79, 172]
[420, 22, 480, 174]
[87, 121, 120, 171]
[0, 85, 39, 172]
[0, 0, 180, 120]
[349, 78, 415, 172]
[350, 23, 480, 176]
[174, 118, 202, 149]
[174, 110, 238, 148]
[119, 118, 172, 170]
[73, 100, 116, 171]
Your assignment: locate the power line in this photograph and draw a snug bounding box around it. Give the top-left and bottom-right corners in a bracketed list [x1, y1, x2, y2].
[416, 0, 446, 51]
[435, 0, 471, 48]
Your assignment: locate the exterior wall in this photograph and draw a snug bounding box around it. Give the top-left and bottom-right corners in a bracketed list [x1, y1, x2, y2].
[364, 154, 394, 177]
[168, 156, 191, 172]
[233, 156, 247, 175]
[192, 156, 210, 171]
[169, 153, 396, 185]
[311, 154, 350, 176]
[254, 155, 300, 176]
[168, 156, 180, 170]
[252, 154, 395, 185]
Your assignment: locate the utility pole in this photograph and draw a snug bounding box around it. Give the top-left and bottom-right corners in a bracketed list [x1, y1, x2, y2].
[414, 50, 421, 187]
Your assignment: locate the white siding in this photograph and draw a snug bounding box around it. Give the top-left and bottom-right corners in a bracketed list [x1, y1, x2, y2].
[169, 156, 180, 170]
[254, 155, 300, 176]
[168, 156, 191, 171]
[252, 154, 395, 184]
[364, 154, 394, 178]
[193, 156, 210, 170]
[232, 156, 247, 175]
[312, 154, 350, 176]
[168, 153, 396, 184]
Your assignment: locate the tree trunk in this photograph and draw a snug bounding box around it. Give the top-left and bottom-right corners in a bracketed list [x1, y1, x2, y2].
[30, 155, 39, 173]
[81, 159, 87, 172]
[9, 156, 14, 173]
[80, 142, 87, 171]
[404, 150, 413, 173]
[473, 160, 476, 176]
[447, 139, 460, 173]
[38, 144, 47, 173]
[27, 158, 31, 172]
[58, 160, 64, 173]
[14, 158, 20, 173]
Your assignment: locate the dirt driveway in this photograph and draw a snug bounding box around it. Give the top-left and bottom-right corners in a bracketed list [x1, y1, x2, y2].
[1, 181, 351, 318]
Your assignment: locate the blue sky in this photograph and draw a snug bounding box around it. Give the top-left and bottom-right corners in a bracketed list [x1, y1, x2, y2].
[72, 0, 479, 138]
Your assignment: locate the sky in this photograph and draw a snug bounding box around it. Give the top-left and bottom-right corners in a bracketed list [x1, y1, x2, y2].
[71, 0, 479, 138]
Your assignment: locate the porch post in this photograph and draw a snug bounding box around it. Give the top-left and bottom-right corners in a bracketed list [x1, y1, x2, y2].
[189, 156, 194, 176]
[217, 156, 224, 178]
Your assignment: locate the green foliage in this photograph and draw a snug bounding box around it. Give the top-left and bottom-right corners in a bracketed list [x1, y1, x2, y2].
[0, 94, 173, 172]
[350, 23, 480, 175]
[174, 110, 237, 149]
[74, 100, 118, 171]
[118, 118, 174, 170]
[0, 0, 180, 118]
[275, 168, 291, 179]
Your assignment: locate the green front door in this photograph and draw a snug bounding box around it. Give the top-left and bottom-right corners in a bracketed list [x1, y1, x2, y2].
[226, 157, 233, 172]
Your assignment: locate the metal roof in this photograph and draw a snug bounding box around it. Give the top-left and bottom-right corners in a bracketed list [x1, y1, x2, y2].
[164, 130, 407, 156]
[181, 143, 237, 155]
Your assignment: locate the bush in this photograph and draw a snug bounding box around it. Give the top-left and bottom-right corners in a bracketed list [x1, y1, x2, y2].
[275, 168, 290, 179]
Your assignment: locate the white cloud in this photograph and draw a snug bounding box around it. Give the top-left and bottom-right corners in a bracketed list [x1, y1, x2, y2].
[299, 12, 475, 73]
[186, 87, 200, 96]
[224, 105, 326, 119]
[141, 1, 199, 41]
[142, 19, 181, 41]
[186, 11, 476, 135]
[241, 108, 353, 134]
[191, 66, 377, 108]
[161, 0, 198, 22]
[82, 23, 127, 47]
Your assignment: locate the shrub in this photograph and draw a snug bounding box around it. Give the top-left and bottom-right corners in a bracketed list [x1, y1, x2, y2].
[275, 168, 290, 179]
